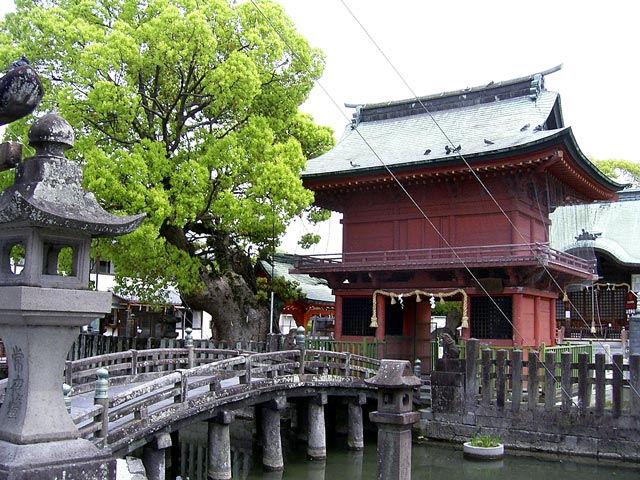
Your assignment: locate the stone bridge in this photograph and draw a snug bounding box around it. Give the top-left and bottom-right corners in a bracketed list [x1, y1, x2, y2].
[1, 346, 382, 478]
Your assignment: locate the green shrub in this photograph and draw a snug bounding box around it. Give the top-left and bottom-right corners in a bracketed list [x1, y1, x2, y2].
[470, 433, 501, 448]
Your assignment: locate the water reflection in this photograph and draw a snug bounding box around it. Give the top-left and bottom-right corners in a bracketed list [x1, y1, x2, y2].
[173, 421, 640, 480]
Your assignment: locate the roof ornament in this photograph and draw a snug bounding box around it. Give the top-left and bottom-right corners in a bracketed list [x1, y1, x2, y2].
[575, 229, 602, 241]
[350, 104, 362, 129]
[529, 73, 543, 100]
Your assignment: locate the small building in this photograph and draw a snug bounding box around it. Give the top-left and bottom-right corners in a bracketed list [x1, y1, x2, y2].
[256, 253, 335, 335]
[294, 69, 622, 364]
[550, 188, 640, 338]
[90, 259, 211, 340]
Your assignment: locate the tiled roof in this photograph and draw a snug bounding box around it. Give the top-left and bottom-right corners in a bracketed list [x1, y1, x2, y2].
[258, 254, 334, 304]
[550, 189, 640, 266]
[304, 84, 561, 177]
[112, 288, 183, 306]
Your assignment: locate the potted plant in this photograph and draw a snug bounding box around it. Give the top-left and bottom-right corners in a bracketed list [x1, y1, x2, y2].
[463, 433, 504, 460]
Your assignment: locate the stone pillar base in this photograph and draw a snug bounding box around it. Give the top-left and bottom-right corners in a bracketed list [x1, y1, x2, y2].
[0, 438, 115, 480]
[307, 394, 327, 461]
[262, 397, 286, 471]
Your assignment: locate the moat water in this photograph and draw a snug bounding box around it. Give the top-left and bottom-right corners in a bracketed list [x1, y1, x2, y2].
[173, 421, 640, 480]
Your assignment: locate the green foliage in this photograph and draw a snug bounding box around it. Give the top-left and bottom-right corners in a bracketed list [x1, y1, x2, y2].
[57, 246, 74, 275]
[298, 233, 321, 249]
[256, 276, 305, 306]
[306, 206, 331, 224]
[0, 0, 335, 303]
[592, 158, 640, 186]
[431, 301, 460, 317]
[8, 243, 25, 270]
[293, 206, 332, 248]
[470, 433, 501, 448]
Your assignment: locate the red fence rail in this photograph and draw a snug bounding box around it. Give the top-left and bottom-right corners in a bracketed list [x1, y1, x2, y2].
[294, 242, 594, 274]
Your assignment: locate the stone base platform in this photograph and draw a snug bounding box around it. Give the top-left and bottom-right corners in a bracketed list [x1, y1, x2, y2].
[0, 438, 115, 480]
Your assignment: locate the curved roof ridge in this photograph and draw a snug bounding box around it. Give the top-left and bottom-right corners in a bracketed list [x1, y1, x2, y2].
[346, 65, 563, 125]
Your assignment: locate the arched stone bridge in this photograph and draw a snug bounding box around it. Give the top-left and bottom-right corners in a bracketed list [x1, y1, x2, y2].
[62, 347, 381, 460]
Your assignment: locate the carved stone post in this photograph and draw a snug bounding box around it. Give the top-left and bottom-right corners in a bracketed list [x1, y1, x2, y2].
[365, 359, 421, 480]
[0, 110, 144, 479]
[94, 368, 110, 441]
[207, 410, 234, 480]
[295, 326, 306, 349]
[185, 327, 194, 368]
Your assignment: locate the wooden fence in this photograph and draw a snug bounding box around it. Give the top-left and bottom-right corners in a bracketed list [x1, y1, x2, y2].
[464, 339, 639, 416]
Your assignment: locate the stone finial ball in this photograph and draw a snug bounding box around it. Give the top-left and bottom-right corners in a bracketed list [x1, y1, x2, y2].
[28, 112, 75, 153]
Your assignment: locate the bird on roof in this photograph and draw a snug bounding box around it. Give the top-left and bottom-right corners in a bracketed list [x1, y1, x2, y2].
[453, 145, 461, 153]
[520, 123, 530, 132]
[533, 124, 543, 132]
[486, 80, 494, 87]
[424, 149, 431, 155]
[7, 55, 29, 71]
[445, 145, 452, 155]
[483, 139, 494, 145]
[349, 160, 360, 168]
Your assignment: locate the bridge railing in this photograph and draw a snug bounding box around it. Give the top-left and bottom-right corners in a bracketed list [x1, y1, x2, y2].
[63, 347, 246, 394]
[66, 348, 379, 452]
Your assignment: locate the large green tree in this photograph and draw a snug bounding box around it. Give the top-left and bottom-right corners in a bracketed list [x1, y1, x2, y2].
[593, 158, 640, 186]
[0, 0, 334, 341]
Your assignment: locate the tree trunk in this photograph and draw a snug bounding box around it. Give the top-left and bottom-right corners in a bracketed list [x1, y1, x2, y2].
[161, 223, 269, 343]
[183, 270, 269, 343]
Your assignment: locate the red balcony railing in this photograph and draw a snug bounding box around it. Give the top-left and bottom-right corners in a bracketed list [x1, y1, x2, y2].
[293, 243, 594, 276]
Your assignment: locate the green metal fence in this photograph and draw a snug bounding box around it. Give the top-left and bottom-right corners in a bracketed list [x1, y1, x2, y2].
[304, 337, 383, 359]
[540, 342, 594, 363]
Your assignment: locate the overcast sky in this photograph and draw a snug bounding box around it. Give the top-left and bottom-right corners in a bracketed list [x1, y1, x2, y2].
[277, 1, 639, 253]
[3, 1, 639, 254]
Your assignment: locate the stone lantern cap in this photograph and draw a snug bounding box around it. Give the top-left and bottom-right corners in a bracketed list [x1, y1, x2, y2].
[365, 359, 421, 388]
[0, 64, 43, 126]
[0, 112, 145, 235]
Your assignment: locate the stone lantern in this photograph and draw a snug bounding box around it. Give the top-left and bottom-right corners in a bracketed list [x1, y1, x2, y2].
[365, 359, 421, 480]
[0, 113, 144, 479]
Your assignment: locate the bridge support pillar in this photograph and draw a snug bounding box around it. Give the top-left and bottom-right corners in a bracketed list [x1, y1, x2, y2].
[207, 410, 234, 480]
[307, 393, 327, 460]
[143, 432, 172, 480]
[347, 394, 366, 451]
[261, 396, 286, 471]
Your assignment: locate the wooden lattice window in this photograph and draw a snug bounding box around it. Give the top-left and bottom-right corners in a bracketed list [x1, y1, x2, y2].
[470, 296, 513, 340]
[341, 297, 375, 337]
[566, 288, 628, 325]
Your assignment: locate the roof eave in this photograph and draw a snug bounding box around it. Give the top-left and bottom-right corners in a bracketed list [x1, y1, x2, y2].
[303, 128, 622, 193]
